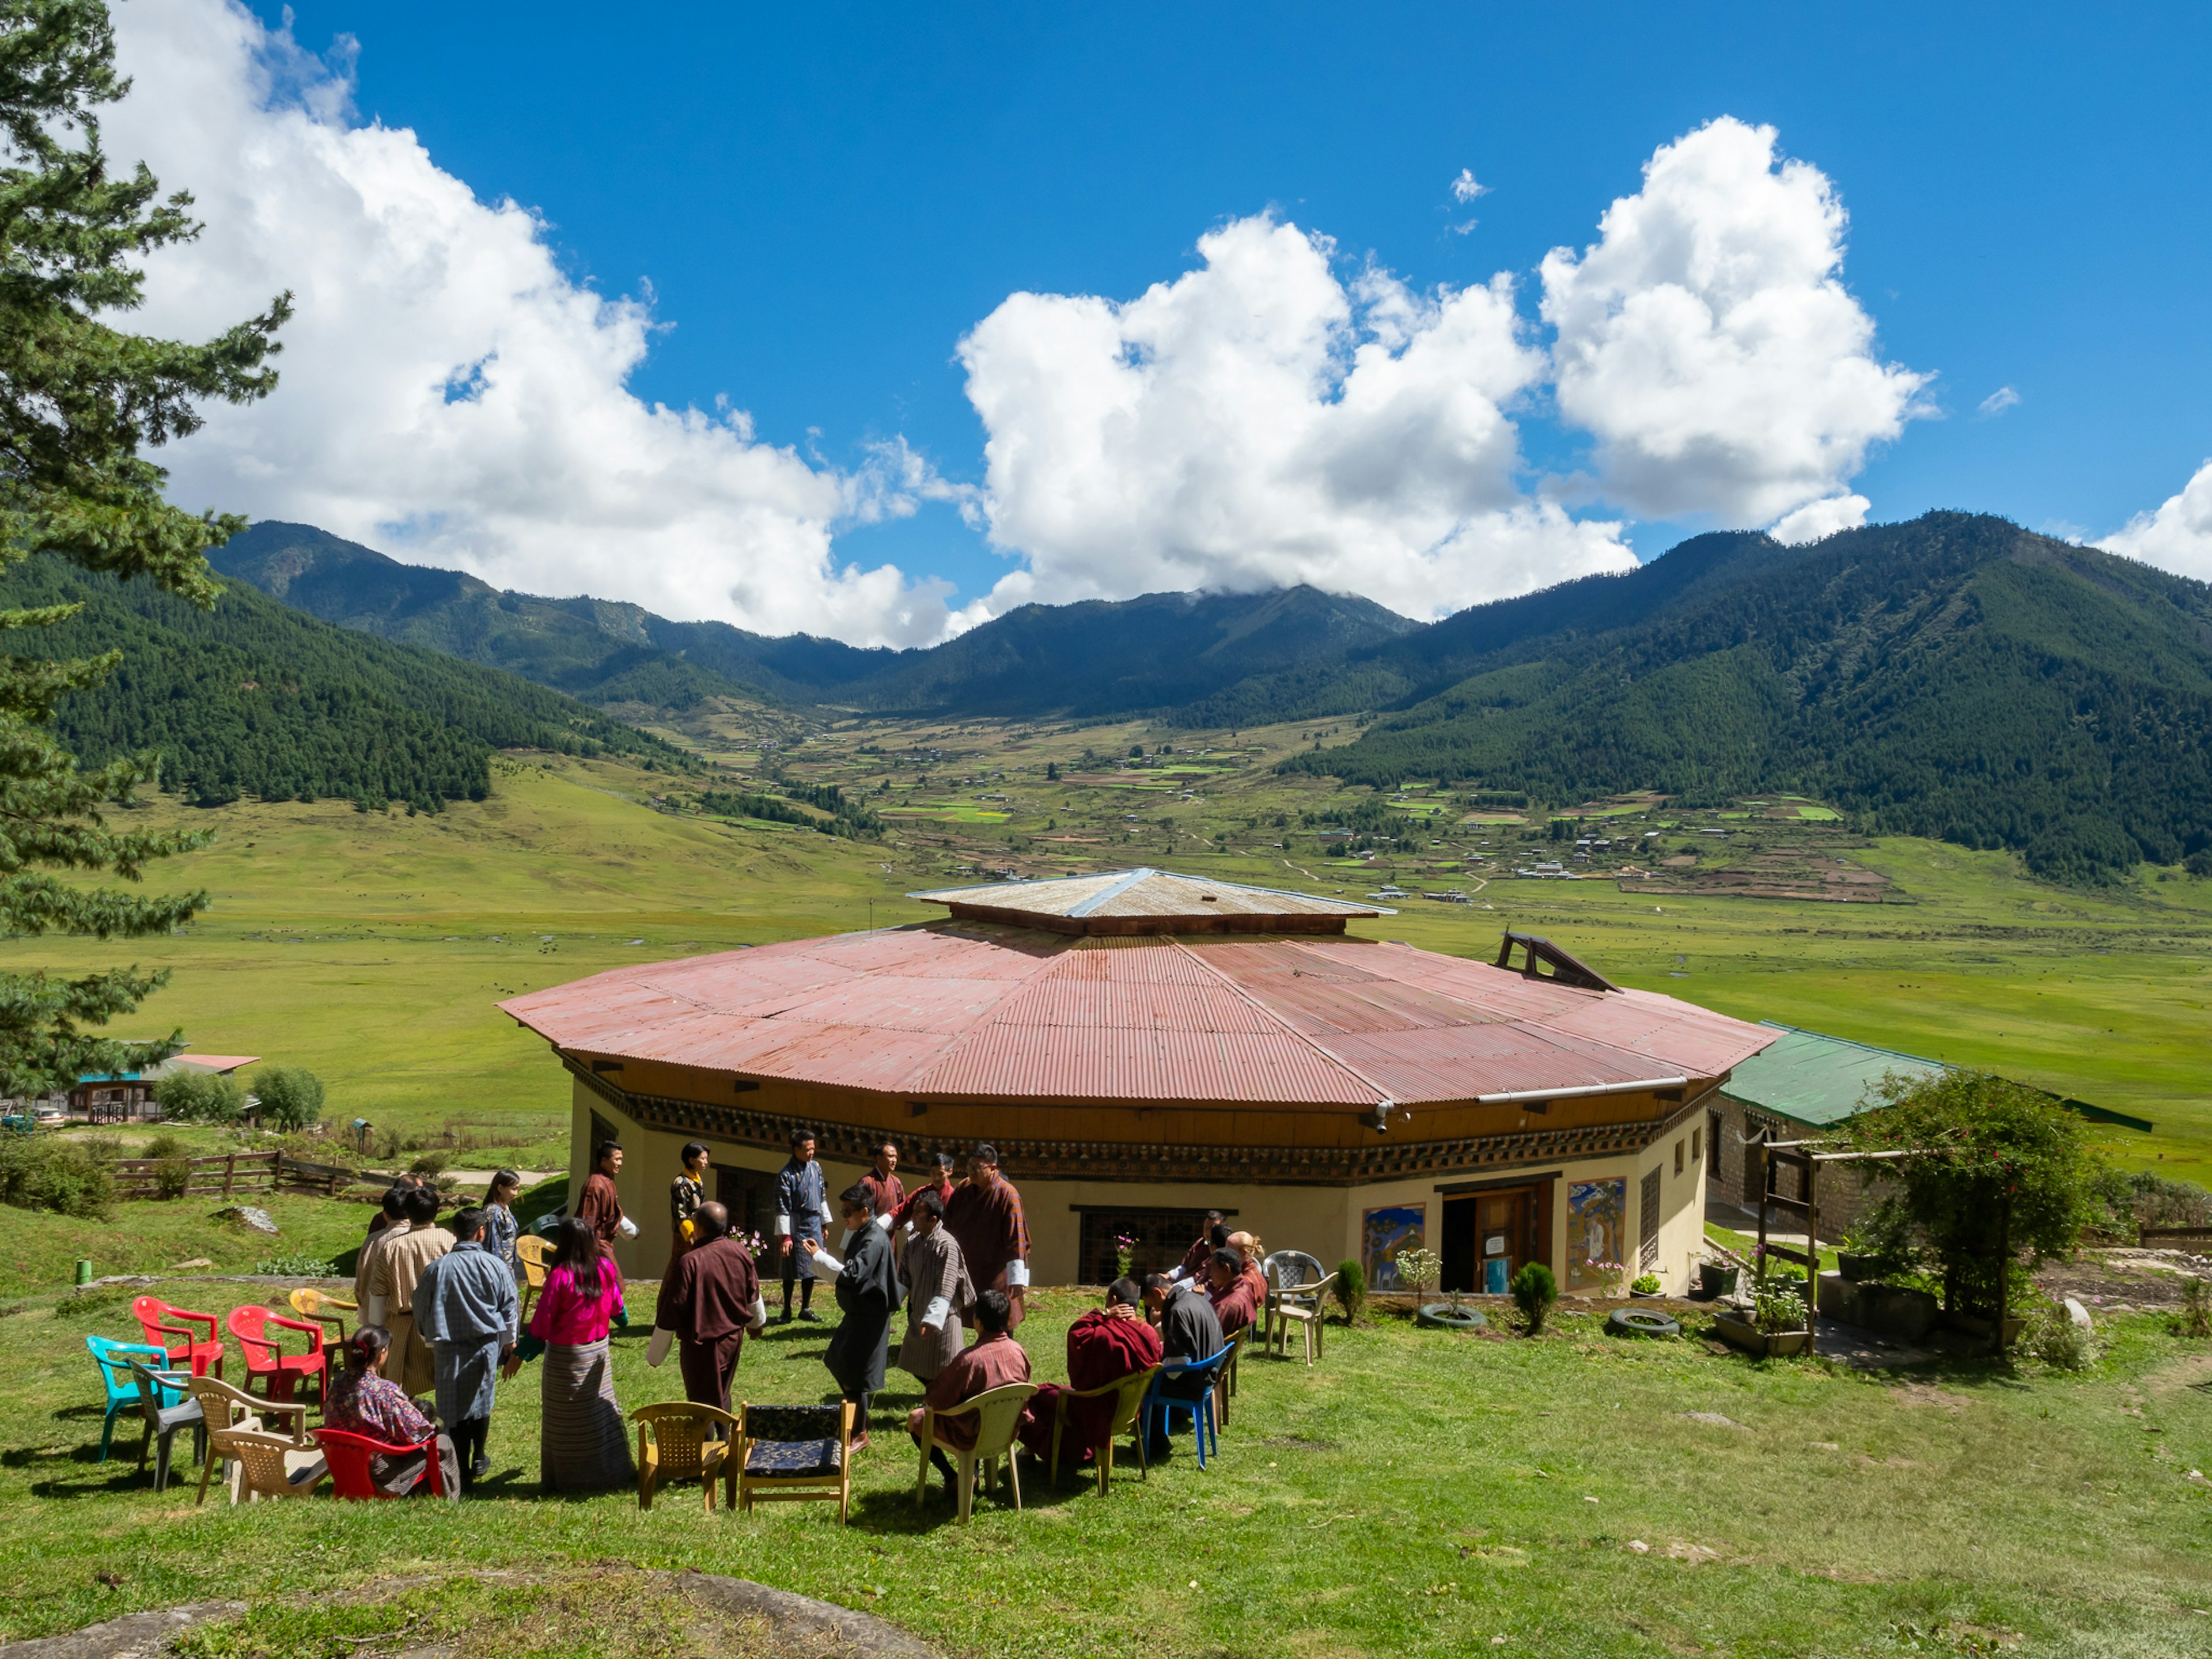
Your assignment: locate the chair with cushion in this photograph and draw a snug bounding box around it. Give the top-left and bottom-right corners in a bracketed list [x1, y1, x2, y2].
[1270, 1271, 1336, 1366]
[226, 1304, 328, 1403]
[314, 1426, 446, 1499]
[1146, 1346, 1229, 1471]
[633, 1401, 736, 1512]
[124, 1357, 206, 1493]
[734, 1402, 853, 1522]
[131, 1295, 224, 1378]
[514, 1234, 555, 1321]
[188, 1374, 313, 1505]
[85, 1336, 180, 1463]
[914, 1381, 1039, 1525]
[1048, 1365, 1157, 1495]
[287, 1287, 357, 1345]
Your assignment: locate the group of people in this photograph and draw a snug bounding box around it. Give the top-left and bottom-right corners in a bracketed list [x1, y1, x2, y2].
[323, 1139, 1273, 1506]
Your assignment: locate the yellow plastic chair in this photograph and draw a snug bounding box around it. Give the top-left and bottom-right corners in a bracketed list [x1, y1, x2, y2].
[287, 1287, 357, 1346]
[515, 1235, 555, 1321]
[914, 1381, 1039, 1525]
[735, 1402, 855, 1523]
[633, 1401, 736, 1512]
[1048, 1365, 1158, 1495]
[189, 1374, 313, 1505]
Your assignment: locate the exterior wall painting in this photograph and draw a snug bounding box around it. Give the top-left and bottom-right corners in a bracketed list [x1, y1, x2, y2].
[1565, 1177, 1626, 1290]
[1361, 1205, 1427, 1291]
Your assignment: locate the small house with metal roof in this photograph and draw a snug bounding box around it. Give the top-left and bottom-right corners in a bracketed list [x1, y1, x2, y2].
[502, 870, 1780, 1294]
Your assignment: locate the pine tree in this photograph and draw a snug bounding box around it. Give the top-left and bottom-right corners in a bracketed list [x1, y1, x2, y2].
[0, 0, 286, 1092]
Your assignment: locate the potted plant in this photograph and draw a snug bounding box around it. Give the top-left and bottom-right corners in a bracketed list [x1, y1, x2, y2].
[1696, 1260, 1739, 1297]
[1630, 1272, 1662, 1297]
[1714, 1272, 1813, 1357]
[1588, 1259, 1628, 1298]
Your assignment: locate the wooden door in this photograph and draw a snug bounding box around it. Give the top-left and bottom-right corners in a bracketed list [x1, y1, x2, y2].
[1474, 1190, 1532, 1293]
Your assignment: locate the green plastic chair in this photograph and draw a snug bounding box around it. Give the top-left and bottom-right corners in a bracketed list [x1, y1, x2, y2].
[85, 1336, 181, 1463]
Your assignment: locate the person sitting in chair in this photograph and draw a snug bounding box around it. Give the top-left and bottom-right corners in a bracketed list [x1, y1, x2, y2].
[324, 1326, 460, 1499]
[906, 1289, 1030, 1497]
[1141, 1270, 1224, 1461]
[1016, 1276, 1161, 1469]
[1206, 1245, 1262, 1337]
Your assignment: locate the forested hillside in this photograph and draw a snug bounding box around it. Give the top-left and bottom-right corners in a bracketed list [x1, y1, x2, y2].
[9, 555, 690, 810]
[1277, 514, 2212, 881]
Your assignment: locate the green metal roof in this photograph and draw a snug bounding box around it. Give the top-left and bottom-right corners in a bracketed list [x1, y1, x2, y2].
[1717, 1021, 1949, 1127]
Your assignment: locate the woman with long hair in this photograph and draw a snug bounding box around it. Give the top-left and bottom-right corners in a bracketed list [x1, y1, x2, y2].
[512, 1215, 635, 1493]
[665, 1141, 711, 1279]
[324, 1325, 460, 1498]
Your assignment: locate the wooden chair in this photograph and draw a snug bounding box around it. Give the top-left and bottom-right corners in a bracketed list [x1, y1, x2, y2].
[85, 1337, 178, 1463]
[734, 1402, 854, 1522]
[314, 1426, 446, 1499]
[130, 1295, 224, 1378]
[226, 1305, 328, 1403]
[1270, 1271, 1337, 1366]
[189, 1375, 313, 1505]
[202, 1429, 328, 1505]
[515, 1235, 555, 1321]
[123, 1358, 206, 1493]
[1048, 1365, 1157, 1495]
[288, 1287, 357, 1344]
[914, 1381, 1039, 1525]
[634, 1401, 736, 1511]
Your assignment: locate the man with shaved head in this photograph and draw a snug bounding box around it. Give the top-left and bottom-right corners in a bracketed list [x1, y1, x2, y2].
[647, 1200, 764, 1410]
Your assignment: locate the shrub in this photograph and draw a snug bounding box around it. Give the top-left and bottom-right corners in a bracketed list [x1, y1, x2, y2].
[1631, 1272, 1661, 1295]
[2024, 1300, 2098, 1370]
[1510, 1261, 1558, 1334]
[255, 1255, 338, 1277]
[155, 1070, 246, 1125]
[1393, 1247, 1441, 1297]
[0, 1135, 115, 1218]
[141, 1131, 194, 1200]
[1751, 1279, 1810, 1335]
[252, 1066, 325, 1131]
[2177, 1277, 2211, 1340]
[1334, 1257, 1366, 1323]
[408, 1149, 453, 1178]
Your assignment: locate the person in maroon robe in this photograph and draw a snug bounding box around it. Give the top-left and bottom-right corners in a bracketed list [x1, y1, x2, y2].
[574, 1140, 628, 1247]
[855, 1139, 904, 1219]
[1017, 1278, 1163, 1469]
[1177, 1211, 1228, 1281]
[943, 1145, 1031, 1328]
[1207, 1247, 1260, 1336]
[907, 1290, 1031, 1497]
[647, 1202, 764, 1410]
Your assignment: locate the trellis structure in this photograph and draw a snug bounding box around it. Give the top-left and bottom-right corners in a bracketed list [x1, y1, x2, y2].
[1750, 1138, 1940, 1359]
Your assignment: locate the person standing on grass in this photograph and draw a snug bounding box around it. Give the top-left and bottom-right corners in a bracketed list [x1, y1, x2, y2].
[666, 1141, 711, 1279]
[897, 1187, 973, 1385]
[648, 1201, 765, 1411]
[354, 1187, 411, 1306]
[944, 1145, 1031, 1330]
[775, 1128, 828, 1323]
[510, 1216, 635, 1494]
[575, 1140, 634, 1250]
[906, 1290, 1030, 1498]
[324, 1326, 460, 1499]
[856, 1139, 903, 1221]
[805, 1183, 903, 1454]
[412, 1205, 517, 1491]
[364, 1185, 454, 1397]
[480, 1169, 524, 1283]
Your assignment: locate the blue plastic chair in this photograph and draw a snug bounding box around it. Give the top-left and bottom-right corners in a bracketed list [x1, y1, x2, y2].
[1146, 1346, 1230, 1469]
[86, 1337, 183, 1463]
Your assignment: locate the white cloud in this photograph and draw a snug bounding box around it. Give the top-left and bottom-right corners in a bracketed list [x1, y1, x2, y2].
[1768, 494, 1869, 546]
[109, 0, 961, 646]
[2101, 461, 2212, 581]
[1450, 168, 1490, 203]
[1977, 385, 2021, 418]
[957, 214, 1636, 622]
[1539, 117, 1931, 534]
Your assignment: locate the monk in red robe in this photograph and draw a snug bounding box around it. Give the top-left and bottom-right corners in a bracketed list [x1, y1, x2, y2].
[1176, 1211, 1228, 1281]
[908, 1289, 1031, 1498]
[944, 1144, 1031, 1328]
[574, 1139, 628, 1247]
[1017, 1278, 1162, 1470]
[1207, 1247, 1260, 1336]
[892, 1152, 956, 1232]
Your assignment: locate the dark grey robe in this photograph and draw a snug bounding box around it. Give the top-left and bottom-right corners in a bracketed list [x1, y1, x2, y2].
[825, 1225, 903, 1399]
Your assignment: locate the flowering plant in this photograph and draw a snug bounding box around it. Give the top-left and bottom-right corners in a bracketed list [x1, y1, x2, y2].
[1588, 1259, 1628, 1296]
[1113, 1232, 1137, 1280]
[1393, 1247, 1442, 1296]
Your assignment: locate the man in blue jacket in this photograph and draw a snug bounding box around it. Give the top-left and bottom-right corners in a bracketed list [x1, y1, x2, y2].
[775, 1127, 828, 1323]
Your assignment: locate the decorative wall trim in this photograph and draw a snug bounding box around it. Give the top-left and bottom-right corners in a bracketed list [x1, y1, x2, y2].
[573, 1062, 1720, 1190]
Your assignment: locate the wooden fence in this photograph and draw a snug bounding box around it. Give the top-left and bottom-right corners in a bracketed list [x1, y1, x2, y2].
[2138, 1226, 2212, 1248]
[112, 1150, 358, 1201]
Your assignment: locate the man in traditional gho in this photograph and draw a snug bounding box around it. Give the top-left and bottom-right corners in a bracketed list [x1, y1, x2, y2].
[892, 1151, 956, 1232]
[775, 1127, 828, 1323]
[897, 1187, 974, 1384]
[575, 1139, 635, 1249]
[1142, 1269, 1224, 1460]
[802, 1183, 903, 1453]
[1176, 1211, 1228, 1282]
[365, 1184, 455, 1397]
[943, 1144, 1031, 1328]
[355, 1186, 412, 1306]
[907, 1289, 1031, 1497]
[411, 1205, 518, 1490]
[647, 1201, 764, 1411]
[856, 1139, 904, 1220]
[1207, 1245, 1262, 1338]
[1227, 1229, 1269, 1310]
[1017, 1277, 1162, 1470]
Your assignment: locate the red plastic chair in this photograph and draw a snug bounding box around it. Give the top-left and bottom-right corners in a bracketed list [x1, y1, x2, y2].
[225, 1305, 327, 1403]
[132, 1296, 225, 1378]
[313, 1426, 446, 1499]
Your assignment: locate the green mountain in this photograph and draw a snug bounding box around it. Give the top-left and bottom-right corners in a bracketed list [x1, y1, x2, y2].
[1268, 513, 2212, 881]
[7, 554, 690, 810]
[211, 522, 1419, 718]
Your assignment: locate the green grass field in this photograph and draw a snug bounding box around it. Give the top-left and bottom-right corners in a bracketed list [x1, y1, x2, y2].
[7, 1274, 2210, 1656]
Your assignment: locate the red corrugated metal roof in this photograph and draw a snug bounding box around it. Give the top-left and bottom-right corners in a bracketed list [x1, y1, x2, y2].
[500, 923, 1777, 1107]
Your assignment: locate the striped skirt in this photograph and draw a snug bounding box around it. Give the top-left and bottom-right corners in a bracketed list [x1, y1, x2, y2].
[540, 1338, 634, 1494]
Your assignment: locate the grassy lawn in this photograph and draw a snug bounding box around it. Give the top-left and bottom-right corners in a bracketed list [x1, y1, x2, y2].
[7, 1276, 2210, 1656]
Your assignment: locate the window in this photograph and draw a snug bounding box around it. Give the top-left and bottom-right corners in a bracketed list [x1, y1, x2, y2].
[1074, 1207, 1220, 1285]
[1638, 1168, 1662, 1269]
[1691, 1127, 1702, 1162]
[1674, 1139, 1685, 1176]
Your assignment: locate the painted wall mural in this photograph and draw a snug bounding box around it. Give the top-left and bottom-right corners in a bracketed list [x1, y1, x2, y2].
[1362, 1203, 1426, 1291]
[1566, 1177, 1627, 1291]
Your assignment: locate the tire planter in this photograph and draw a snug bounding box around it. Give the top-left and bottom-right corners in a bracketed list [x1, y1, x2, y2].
[1607, 1307, 1680, 1339]
[1416, 1302, 1488, 1330]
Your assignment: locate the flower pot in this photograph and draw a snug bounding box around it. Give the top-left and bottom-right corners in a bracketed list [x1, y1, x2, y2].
[1836, 1252, 1876, 1282]
[1697, 1262, 1738, 1297]
[1630, 1285, 1663, 1298]
[1713, 1312, 1811, 1357]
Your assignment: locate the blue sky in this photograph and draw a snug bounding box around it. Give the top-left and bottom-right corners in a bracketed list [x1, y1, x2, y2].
[156, 1, 2211, 634]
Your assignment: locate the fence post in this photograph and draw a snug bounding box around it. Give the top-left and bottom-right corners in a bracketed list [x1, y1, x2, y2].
[223, 1153, 236, 1198]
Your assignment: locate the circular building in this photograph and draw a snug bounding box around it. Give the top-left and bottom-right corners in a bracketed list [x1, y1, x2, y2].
[501, 869, 1777, 1294]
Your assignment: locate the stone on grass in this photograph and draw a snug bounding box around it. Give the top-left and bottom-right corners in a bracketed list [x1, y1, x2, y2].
[213, 1206, 278, 1235]
[2065, 1297, 2093, 1330]
[1680, 1411, 1746, 1430]
[169, 1257, 215, 1271]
